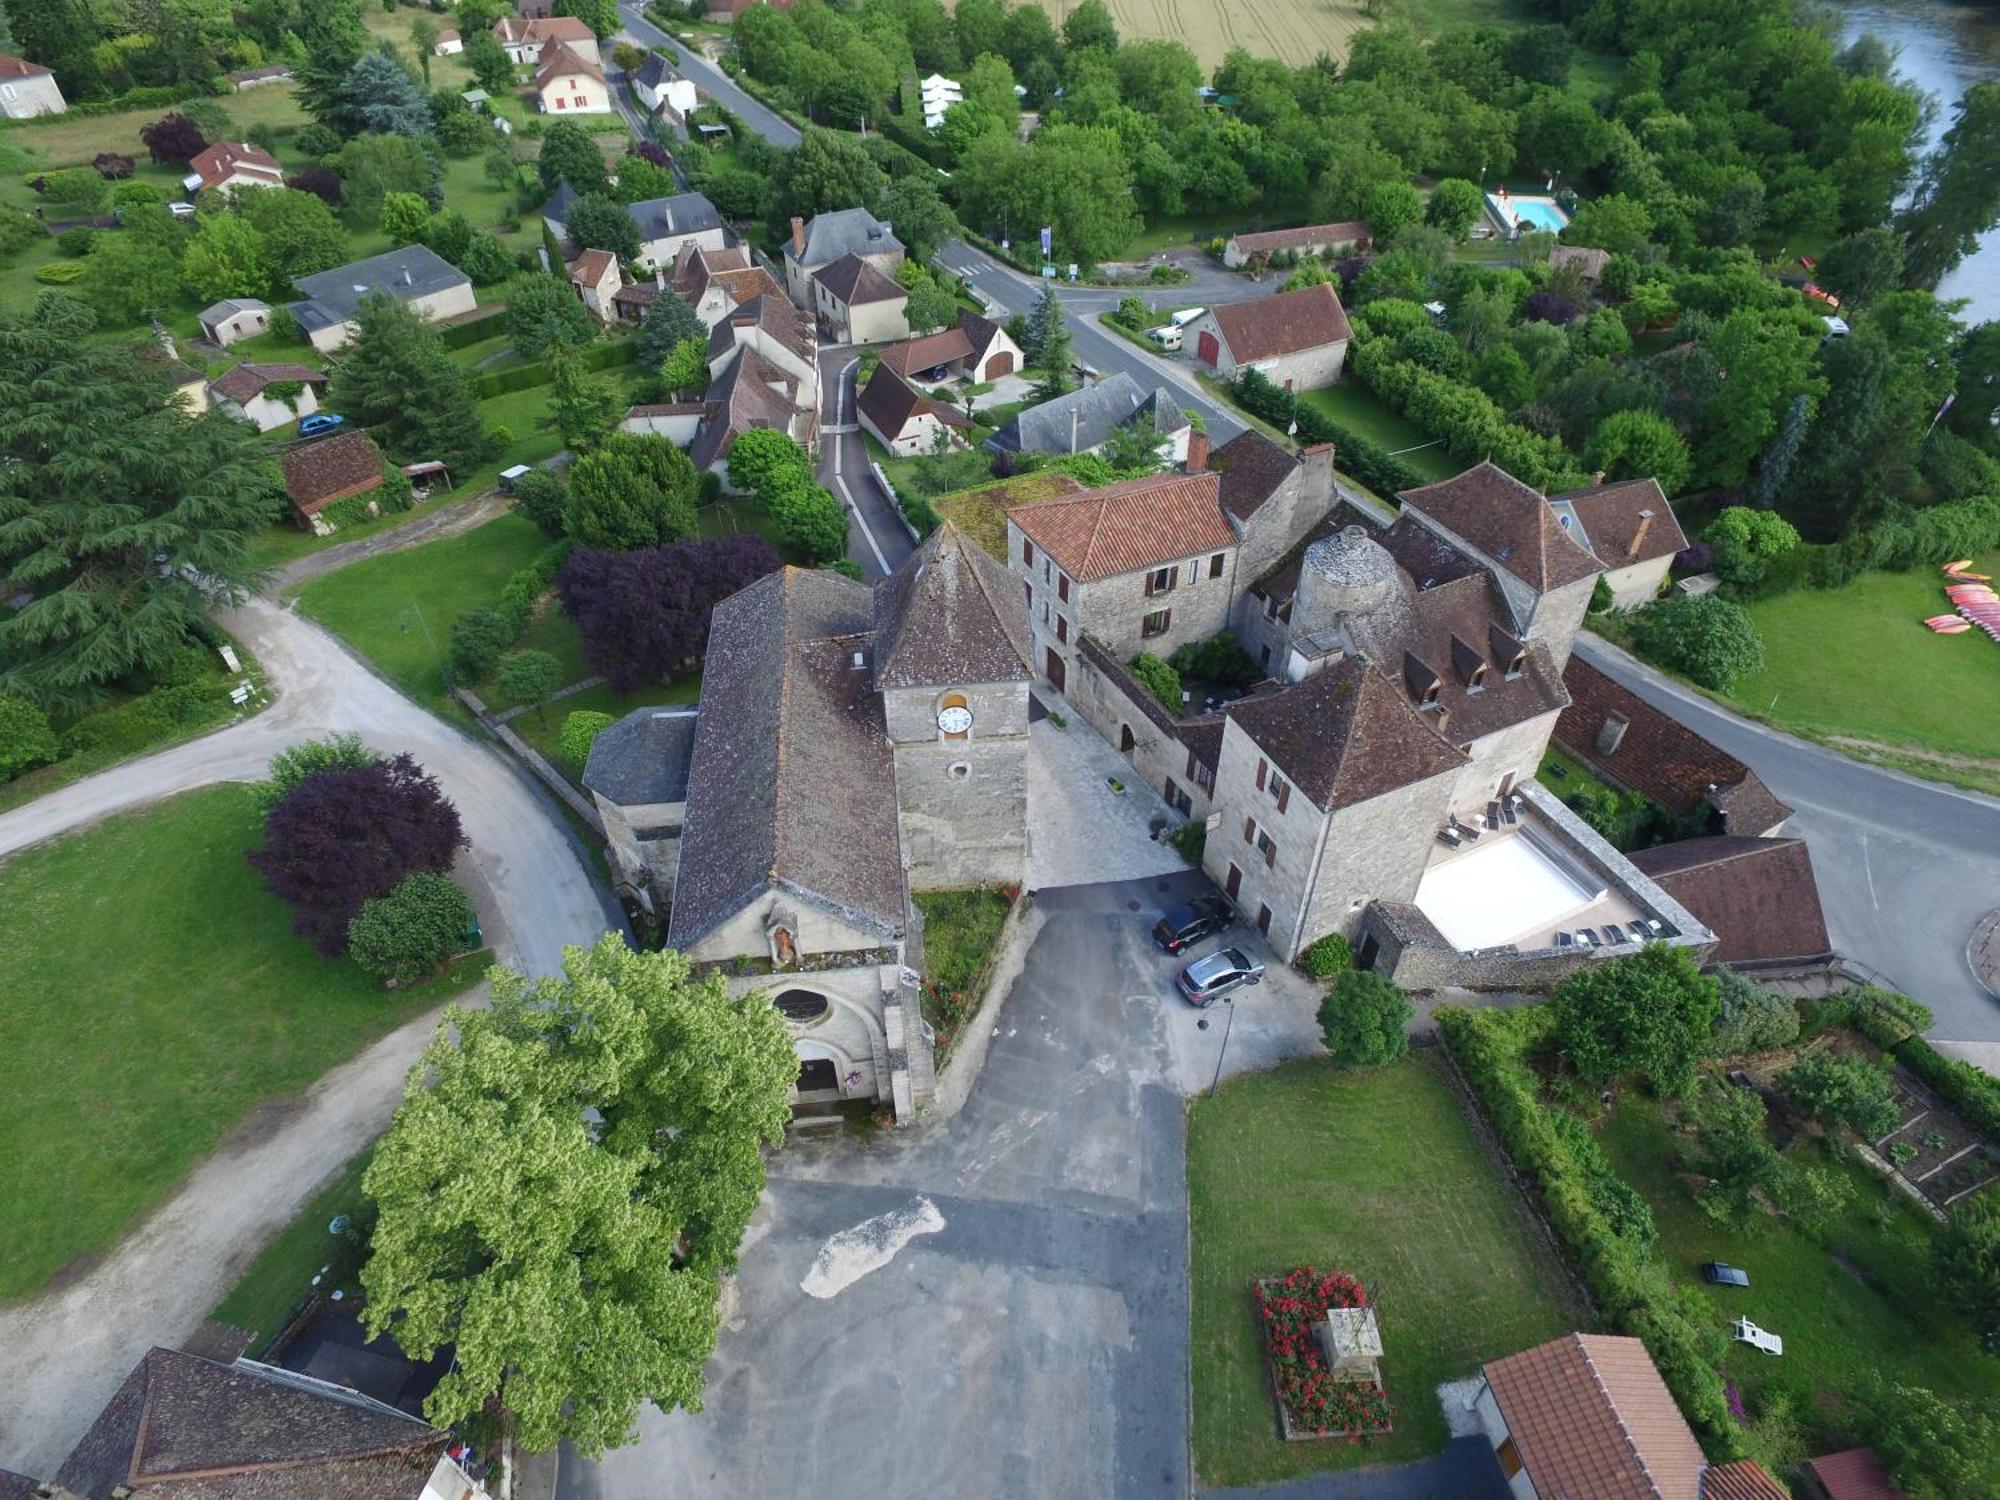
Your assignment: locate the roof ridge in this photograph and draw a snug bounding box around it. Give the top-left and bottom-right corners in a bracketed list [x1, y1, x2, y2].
[767, 569, 799, 883]
[1575, 1334, 1669, 1500]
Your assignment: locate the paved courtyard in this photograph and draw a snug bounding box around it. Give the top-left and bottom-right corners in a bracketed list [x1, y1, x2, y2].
[1027, 712, 1192, 891]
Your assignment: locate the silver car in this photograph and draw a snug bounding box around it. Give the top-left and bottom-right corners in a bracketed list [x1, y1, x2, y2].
[1175, 947, 1265, 1007]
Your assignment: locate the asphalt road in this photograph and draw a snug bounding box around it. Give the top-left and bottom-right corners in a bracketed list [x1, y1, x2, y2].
[1576, 635, 2000, 1044]
[815, 341, 916, 579]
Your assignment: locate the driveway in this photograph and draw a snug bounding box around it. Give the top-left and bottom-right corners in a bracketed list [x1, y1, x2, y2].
[562, 870, 1326, 1500]
[815, 342, 915, 580]
[1576, 634, 2000, 1047]
[0, 596, 618, 1477]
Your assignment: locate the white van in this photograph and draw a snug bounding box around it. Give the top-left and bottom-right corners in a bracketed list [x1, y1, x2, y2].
[1147, 325, 1183, 352]
[1169, 306, 1206, 328]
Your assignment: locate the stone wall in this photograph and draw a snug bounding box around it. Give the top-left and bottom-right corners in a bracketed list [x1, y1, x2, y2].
[1065, 550, 1239, 667]
[1599, 555, 1672, 610]
[1231, 445, 1338, 593]
[1450, 708, 1560, 816]
[1071, 637, 1215, 822]
[884, 679, 1031, 890]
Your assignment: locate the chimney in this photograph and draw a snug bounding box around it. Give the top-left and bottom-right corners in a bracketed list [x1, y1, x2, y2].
[400, 265, 412, 287]
[1597, 711, 1629, 755]
[655, 267, 665, 290]
[665, 204, 676, 234]
[1300, 441, 1335, 507]
[1590, 469, 1607, 485]
[1185, 428, 1210, 473]
[790, 216, 806, 256]
[1628, 508, 1654, 560]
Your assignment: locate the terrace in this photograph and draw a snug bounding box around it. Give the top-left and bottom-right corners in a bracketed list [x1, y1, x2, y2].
[1415, 818, 1650, 953]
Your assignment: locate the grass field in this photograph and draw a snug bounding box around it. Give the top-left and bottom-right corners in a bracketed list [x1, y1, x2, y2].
[1722, 552, 2000, 787]
[0, 784, 483, 1299]
[1599, 1094, 2000, 1478]
[1298, 385, 1456, 483]
[1188, 1055, 1583, 1487]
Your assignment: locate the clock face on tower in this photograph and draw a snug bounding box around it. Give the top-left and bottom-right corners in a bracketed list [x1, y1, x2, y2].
[937, 704, 974, 735]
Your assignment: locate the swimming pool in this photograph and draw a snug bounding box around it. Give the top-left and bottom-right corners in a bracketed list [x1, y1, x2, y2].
[1511, 198, 1570, 233]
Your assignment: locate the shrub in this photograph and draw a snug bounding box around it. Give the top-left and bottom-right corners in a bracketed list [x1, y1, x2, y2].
[513, 466, 569, 539]
[1554, 945, 1719, 1096]
[1704, 507, 1801, 588]
[557, 709, 615, 768]
[1934, 1198, 2000, 1355]
[256, 732, 380, 812]
[1169, 631, 1260, 687]
[34, 261, 86, 284]
[1128, 652, 1182, 713]
[1169, 821, 1206, 866]
[1777, 1051, 1901, 1139]
[54, 227, 95, 257]
[1709, 968, 1799, 1056]
[1629, 593, 1765, 691]
[1316, 969, 1412, 1068]
[1296, 932, 1352, 979]
[448, 606, 516, 681]
[0, 696, 61, 779]
[347, 872, 476, 985]
[495, 649, 561, 721]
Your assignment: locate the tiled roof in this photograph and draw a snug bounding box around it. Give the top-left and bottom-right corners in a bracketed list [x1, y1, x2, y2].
[496, 14, 594, 42]
[813, 252, 906, 307]
[281, 430, 384, 515]
[568, 247, 617, 286]
[1209, 430, 1299, 522]
[1628, 836, 1831, 964]
[856, 363, 968, 442]
[55, 1347, 445, 1500]
[1208, 282, 1352, 363]
[1400, 460, 1601, 591]
[533, 39, 603, 86]
[1704, 1459, 1790, 1500]
[1481, 1333, 1704, 1500]
[1223, 656, 1465, 810]
[1550, 244, 1613, 278]
[706, 292, 815, 369]
[0, 53, 53, 80]
[583, 706, 698, 807]
[188, 140, 283, 191]
[1010, 470, 1237, 582]
[1805, 1448, 1907, 1500]
[210, 362, 324, 402]
[873, 522, 1031, 690]
[689, 345, 804, 472]
[666, 568, 906, 949]
[1555, 657, 1790, 834]
[1552, 477, 1688, 569]
[879, 325, 974, 376]
[1229, 220, 1371, 256]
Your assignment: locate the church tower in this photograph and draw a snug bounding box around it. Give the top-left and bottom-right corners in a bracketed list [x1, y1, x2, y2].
[873, 523, 1034, 890]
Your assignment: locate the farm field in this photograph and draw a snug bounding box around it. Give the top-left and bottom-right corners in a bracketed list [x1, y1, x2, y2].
[0, 785, 483, 1299]
[1031, 0, 1526, 65]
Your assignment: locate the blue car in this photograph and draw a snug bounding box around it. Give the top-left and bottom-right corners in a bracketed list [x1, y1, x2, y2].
[298, 413, 345, 437]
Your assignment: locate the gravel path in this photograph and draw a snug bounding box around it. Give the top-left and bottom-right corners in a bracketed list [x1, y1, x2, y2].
[0, 595, 620, 1476]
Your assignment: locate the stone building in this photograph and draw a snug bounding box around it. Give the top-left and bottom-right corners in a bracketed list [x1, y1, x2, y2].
[1184, 282, 1352, 390]
[590, 525, 1031, 1118]
[783, 208, 904, 310]
[1546, 476, 1688, 609]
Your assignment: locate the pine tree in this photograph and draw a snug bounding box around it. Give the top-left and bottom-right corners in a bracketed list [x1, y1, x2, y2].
[1023, 280, 1061, 365]
[0, 296, 282, 710]
[329, 294, 490, 469]
[1750, 392, 1810, 510]
[337, 53, 436, 139]
[295, 0, 368, 126]
[549, 345, 624, 451]
[636, 290, 706, 368]
[1899, 83, 2000, 291]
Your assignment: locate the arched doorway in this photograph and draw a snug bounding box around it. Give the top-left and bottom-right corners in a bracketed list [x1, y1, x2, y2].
[985, 350, 1014, 379]
[1196, 330, 1220, 367]
[1120, 723, 1135, 752]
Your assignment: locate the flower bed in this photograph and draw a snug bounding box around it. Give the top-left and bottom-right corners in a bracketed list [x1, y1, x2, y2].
[1253, 1267, 1395, 1441]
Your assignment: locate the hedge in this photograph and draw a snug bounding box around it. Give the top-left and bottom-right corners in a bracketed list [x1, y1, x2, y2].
[466, 339, 637, 399]
[7, 80, 214, 125]
[1814, 988, 2000, 1144]
[1437, 1004, 1741, 1454]
[1229, 368, 1428, 497]
[437, 308, 511, 350]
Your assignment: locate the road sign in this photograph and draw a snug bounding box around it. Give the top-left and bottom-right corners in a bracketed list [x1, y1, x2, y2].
[1040, 225, 1052, 258]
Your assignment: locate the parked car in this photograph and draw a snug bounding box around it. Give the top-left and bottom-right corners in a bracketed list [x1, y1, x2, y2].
[1152, 895, 1233, 955]
[1175, 947, 1264, 1007]
[1702, 1262, 1751, 1288]
[298, 412, 345, 436]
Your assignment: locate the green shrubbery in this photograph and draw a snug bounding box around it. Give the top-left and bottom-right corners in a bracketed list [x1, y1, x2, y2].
[1316, 969, 1412, 1069]
[347, 872, 476, 986]
[1128, 652, 1182, 713]
[1296, 932, 1352, 979]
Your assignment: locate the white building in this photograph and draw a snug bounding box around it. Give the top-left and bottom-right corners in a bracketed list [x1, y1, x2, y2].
[0, 53, 65, 118]
[919, 72, 963, 130]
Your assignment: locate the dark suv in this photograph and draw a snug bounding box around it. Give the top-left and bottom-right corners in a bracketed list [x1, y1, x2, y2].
[1152, 895, 1234, 954]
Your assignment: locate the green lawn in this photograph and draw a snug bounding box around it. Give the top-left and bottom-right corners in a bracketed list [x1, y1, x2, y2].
[0, 784, 483, 1299]
[1723, 552, 2000, 776]
[294, 510, 554, 714]
[1189, 1055, 1583, 1487]
[508, 677, 701, 782]
[912, 885, 1014, 1051]
[1298, 385, 1456, 483]
[209, 1148, 376, 1351]
[1599, 1094, 2000, 1475]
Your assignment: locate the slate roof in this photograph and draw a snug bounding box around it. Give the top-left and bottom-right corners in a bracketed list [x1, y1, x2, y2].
[633, 51, 674, 89]
[1010, 469, 1237, 582]
[1805, 1448, 1907, 1500]
[1209, 430, 1300, 522]
[1704, 1460, 1791, 1500]
[985, 372, 1188, 457]
[210, 362, 324, 402]
[1555, 657, 1791, 834]
[1481, 1333, 1705, 1500]
[582, 707, 698, 807]
[290, 246, 470, 330]
[532, 40, 604, 87]
[1627, 836, 1832, 965]
[1222, 656, 1465, 811]
[280, 430, 384, 516]
[1207, 282, 1352, 363]
[856, 363, 969, 442]
[812, 252, 906, 308]
[1550, 477, 1688, 569]
[199, 297, 269, 324]
[541, 179, 581, 224]
[705, 292, 815, 369]
[188, 140, 283, 192]
[1399, 460, 1602, 592]
[666, 568, 906, 949]
[0, 1470, 41, 1500]
[689, 344, 805, 472]
[1228, 220, 1371, 257]
[873, 522, 1031, 690]
[55, 1347, 446, 1500]
[788, 206, 902, 268]
[626, 191, 723, 244]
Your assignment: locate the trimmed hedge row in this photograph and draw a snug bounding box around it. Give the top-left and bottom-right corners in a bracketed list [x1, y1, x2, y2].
[466, 340, 638, 400]
[1229, 368, 1429, 498]
[1437, 1004, 1741, 1454]
[437, 309, 511, 350]
[1746, 491, 2000, 601]
[1814, 987, 2000, 1143]
[7, 80, 213, 125]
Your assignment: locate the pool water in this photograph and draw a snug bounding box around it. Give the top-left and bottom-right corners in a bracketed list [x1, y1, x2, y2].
[1509, 198, 1570, 233]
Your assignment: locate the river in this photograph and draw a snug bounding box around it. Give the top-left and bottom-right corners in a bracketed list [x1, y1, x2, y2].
[1833, 0, 2000, 322]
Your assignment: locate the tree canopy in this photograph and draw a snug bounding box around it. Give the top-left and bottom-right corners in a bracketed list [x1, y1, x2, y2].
[556, 537, 781, 690]
[565, 432, 701, 549]
[1552, 944, 1719, 1096]
[328, 294, 490, 469]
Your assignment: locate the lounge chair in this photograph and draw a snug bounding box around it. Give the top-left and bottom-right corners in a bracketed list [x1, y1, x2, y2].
[1732, 1318, 1783, 1356]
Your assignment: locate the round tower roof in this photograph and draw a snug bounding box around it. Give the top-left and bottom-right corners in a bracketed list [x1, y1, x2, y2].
[1305, 525, 1396, 590]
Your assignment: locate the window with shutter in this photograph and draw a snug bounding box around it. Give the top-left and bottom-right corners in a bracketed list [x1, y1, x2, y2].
[1058, 573, 1069, 602]
[1023, 538, 1034, 566]
[1185, 747, 1196, 777]
[1243, 817, 1255, 844]
[1142, 608, 1171, 637]
[1056, 615, 1069, 643]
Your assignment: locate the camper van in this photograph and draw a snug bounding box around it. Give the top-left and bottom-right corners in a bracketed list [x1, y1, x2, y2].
[1147, 324, 1183, 351]
[1169, 307, 1206, 328]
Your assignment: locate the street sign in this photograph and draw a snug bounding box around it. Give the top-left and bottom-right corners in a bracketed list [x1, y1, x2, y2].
[1040, 225, 1052, 258]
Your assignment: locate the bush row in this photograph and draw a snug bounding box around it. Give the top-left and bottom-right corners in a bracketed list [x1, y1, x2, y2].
[466, 340, 638, 400]
[1351, 338, 1587, 493]
[11, 80, 214, 124]
[1814, 987, 2000, 1144]
[1228, 369, 1429, 498]
[1745, 492, 2000, 600]
[1436, 1004, 1741, 1454]
[436, 309, 512, 351]
[448, 544, 568, 683]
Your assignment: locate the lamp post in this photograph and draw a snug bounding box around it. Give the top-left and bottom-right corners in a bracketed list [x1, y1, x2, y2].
[398, 600, 451, 693]
[1197, 994, 1238, 1098]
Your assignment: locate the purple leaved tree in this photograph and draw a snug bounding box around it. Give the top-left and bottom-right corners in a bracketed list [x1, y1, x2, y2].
[557, 536, 781, 692]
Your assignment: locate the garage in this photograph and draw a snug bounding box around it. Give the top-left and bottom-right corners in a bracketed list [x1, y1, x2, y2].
[985, 350, 1014, 379]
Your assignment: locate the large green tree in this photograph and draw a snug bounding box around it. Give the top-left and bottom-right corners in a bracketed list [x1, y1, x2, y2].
[1551, 944, 1719, 1097]
[294, 0, 368, 126]
[240, 187, 350, 282]
[549, 345, 624, 451]
[328, 294, 490, 469]
[539, 119, 612, 197]
[506, 273, 599, 361]
[565, 193, 643, 264]
[1936, 1199, 2000, 1355]
[773, 128, 889, 221]
[181, 214, 274, 302]
[1899, 83, 2000, 290]
[360, 935, 796, 1453]
[0, 295, 281, 710]
[565, 432, 699, 549]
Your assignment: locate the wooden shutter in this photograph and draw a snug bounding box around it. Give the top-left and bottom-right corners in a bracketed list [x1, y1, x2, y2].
[1185, 747, 1197, 777]
[1276, 780, 1290, 813]
[1255, 758, 1267, 791]
[1243, 817, 1255, 844]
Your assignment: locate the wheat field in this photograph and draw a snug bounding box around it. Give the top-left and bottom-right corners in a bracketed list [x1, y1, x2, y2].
[1038, 0, 1372, 67]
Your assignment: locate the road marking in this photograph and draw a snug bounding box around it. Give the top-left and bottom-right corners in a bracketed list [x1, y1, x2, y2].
[800, 1196, 944, 1298]
[836, 464, 893, 575]
[1862, 833, 1879, 910]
